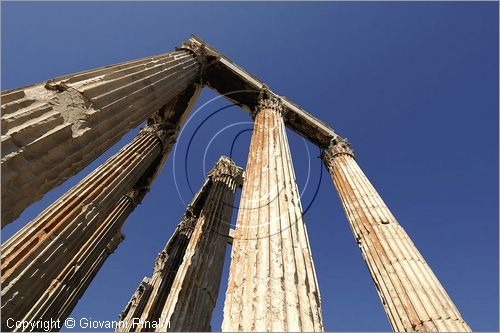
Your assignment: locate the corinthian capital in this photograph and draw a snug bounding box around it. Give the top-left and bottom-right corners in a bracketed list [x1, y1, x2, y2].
[178, 206, 198, 232]
[322, 135, 355, 163]
[178, 38, 219, 83]
[208, 156, 244, 187]
[139, 121, 178, 150]
[123, 186, 149, 207]
[251, 89, 286, 119]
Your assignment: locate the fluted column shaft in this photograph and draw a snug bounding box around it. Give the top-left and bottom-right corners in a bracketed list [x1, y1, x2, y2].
[0, 122, 173, 331]
[118, 212, 197, 332]
[222, 97, 323, 332]
[1, 44, 204, 226]
[137, 219, 195, 332]
[322, 136, 471, 332]
[118, 278, 154, 332]
[1, 84, 201, 331]
[19, 193, 133, 332]
[157, 157, 243, 332]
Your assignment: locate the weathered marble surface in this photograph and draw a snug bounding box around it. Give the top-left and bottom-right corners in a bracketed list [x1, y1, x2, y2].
[222, 96, 324, 332]
[1, 49, 201, 226]
[322, 136, 471, 332]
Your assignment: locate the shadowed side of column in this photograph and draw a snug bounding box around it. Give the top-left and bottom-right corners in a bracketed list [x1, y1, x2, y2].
[157, 156, 243, 332]
[0, 85, 201, 332]
[117, 157, 242, 332]
[1, 40, 212, 226]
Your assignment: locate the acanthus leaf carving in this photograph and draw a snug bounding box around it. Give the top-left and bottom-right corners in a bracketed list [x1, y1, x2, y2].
[322, 135, 355, 167]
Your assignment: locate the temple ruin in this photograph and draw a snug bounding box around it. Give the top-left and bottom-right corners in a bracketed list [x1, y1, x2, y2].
[1, 35, 471, 332]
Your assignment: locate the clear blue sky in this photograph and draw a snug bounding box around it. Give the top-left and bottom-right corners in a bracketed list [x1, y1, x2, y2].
[1, 2, 498, 331]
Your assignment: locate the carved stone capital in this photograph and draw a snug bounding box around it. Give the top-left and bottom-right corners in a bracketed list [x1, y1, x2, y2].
[178, 40, 219, 84]
[178, 207, 198, 236]
[251, 89, 286, 119]
[208, 156, 244, 186]
[153, 249, 168, 272]
[123, 186, 149, 207]
[179, 39, 212, 60]
[322, 135, 355, 164]
[105, 232, 125, 254]
[139, 121, 178, 151]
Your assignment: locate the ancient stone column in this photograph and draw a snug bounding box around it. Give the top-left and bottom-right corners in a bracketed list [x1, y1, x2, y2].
[0, 83, 201, 331]
[321, 136, 471, 332]
[118, 277, 155, 332]
[0, 125, 163, 330]
[17, 188, 141, 332]
[157, 156, 243, 332]
[117, 157, 242, 332]
[118, 202, 200, 332]
[22, 229, 125, 331]
[1, 41, 209, 226]
[222, 95, 324, 332]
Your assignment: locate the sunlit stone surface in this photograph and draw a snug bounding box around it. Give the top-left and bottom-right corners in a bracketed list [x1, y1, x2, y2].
[321, 136, 471, 332]
[222, 95, 324, 332]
